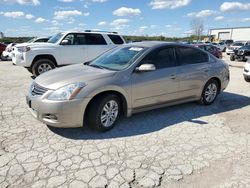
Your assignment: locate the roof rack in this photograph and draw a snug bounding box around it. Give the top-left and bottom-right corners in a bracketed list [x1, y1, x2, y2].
[84, 30, 118, 34]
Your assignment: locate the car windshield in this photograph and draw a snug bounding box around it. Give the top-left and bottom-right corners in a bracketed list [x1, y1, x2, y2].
[27, 38, 36, 43]
[240, 45, 250, 50]
[89, 46, 146, 71]
[48, 32, 64, 43]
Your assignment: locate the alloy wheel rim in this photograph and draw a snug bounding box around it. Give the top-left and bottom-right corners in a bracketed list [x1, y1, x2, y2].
[205, 83, 217, 103]
[38, 63, 52, 74]
[100, 100, 119, 127]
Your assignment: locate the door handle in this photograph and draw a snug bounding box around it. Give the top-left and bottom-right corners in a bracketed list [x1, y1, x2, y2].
[170, 75, 176, 79]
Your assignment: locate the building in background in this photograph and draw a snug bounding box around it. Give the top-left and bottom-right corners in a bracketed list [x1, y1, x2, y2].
[208, 26, 250, 41]
[0, 32, 4, 39]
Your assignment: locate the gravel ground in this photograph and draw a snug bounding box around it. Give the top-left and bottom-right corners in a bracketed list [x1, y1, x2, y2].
[0, 54, 249, 188]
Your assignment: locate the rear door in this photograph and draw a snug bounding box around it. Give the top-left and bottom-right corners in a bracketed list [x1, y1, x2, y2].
[175, 46, 210, 99]
[85, 33, 111, 62]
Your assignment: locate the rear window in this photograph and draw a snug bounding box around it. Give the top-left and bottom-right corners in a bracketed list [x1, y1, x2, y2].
[108, 34, 124, 44]
[176, 47, 209, 65]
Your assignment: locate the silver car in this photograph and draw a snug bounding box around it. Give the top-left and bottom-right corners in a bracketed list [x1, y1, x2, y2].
[26, 42, 230, 131]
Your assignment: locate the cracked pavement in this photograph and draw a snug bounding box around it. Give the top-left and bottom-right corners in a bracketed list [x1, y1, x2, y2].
[0, 55, 250, 188]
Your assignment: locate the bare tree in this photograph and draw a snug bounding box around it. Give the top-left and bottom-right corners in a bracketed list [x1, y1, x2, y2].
[191, 18, 204, 42]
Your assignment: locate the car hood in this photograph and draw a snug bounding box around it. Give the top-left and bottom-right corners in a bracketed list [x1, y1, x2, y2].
[15, 42, 56, 48]
[35, 64, 116, 90]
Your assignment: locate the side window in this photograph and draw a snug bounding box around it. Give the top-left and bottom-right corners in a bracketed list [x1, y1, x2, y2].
[63, 34, 75, 45]
[74, 34, 87, 45]
[86, 34, 107, 45]
[177, 47, 208, 65]
[108, 34, 124, 44]
[141, 47, 176, 69]
[36, 39, 48, 42]
[205, 45, 214, 53]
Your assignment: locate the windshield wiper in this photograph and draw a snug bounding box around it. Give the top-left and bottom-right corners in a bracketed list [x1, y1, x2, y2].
[88, 64, 105, 69]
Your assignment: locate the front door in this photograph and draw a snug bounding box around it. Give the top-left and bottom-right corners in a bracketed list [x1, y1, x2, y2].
[59, 33, 88, 65]
[131, 46, 180, 108]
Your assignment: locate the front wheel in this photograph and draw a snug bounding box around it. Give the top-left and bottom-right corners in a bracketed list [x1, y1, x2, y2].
[32, 59, 56, 77]
[86, 95, 120, 132]
[230, 55, 235, 61]
[244, 76, 250, 82]
[200, 79, 219, 105]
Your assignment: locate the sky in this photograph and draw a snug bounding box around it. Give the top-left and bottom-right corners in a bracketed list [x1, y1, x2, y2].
[0, 0, 250, 37]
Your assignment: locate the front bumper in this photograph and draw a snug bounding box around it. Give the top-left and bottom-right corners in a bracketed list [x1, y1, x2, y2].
[26, 94, 91, 128]
[226, 49, 234, 54]
[12, 51, 33, 67]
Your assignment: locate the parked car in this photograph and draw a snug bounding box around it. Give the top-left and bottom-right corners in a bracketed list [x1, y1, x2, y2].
[194, 44, 222, 59]
[1, 43, 16, 61]
[230, 45, 250, 62]
[26, 42, 230, 131]
[13, 31, 126, 76]
[226, 41, 250, 55]
[212, 42, 227, 52]
[0, 43, 6, 57]
[221, 40, 234, 47]
[243, 58, 250, 82]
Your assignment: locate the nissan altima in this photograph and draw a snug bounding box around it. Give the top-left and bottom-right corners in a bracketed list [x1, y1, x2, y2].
[26, 41, 230, 131]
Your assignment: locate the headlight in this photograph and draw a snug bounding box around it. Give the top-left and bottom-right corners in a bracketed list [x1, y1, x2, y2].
[47, 82, 86, 101]
[17, 46, 31, 52]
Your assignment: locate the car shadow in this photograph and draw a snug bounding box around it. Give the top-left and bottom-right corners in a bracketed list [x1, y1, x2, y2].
[48, 92, 250, 140]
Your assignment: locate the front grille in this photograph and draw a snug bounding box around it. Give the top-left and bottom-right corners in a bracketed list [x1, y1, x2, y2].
[31, 82, 48, 96]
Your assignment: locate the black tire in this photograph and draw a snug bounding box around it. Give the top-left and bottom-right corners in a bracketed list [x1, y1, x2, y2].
[244, 76, 250, 82]
[227, 53, 230, 55]
[32, 59, 56, 77]
[1, 54, 8, 61]
[86, 94, 121, 132]
[230, 55, 235, 61]
[200, 79, 219, 105]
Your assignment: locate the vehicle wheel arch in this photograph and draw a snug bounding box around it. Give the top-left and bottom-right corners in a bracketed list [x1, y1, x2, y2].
[31, 54, 58, 68]
[203, 77, 221, 94]
[84, 90, 128, 123]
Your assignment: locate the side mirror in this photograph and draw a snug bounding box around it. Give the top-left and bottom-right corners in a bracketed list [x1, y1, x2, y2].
[61, 39, 70, 45]
[135, 64, 156, 72]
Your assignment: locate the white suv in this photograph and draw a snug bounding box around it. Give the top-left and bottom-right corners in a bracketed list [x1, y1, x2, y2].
[12, 31, 126, 76]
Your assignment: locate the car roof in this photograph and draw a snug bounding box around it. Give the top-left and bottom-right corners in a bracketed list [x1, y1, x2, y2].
[63, 31, 121, 36]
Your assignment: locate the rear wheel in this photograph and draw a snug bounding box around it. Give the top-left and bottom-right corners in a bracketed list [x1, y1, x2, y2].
[86, 95, 120, 132]
[32, 59, 56, 77]
[200, 79, 219, 105]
